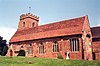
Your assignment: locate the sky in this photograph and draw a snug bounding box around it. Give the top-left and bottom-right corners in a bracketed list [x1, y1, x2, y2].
[0, 0, 100, 43]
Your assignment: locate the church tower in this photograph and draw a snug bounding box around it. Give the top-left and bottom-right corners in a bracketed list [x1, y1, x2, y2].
[18, 13, 39, 30]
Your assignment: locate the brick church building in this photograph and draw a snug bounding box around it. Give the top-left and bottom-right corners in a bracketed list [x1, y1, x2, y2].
[7, 13, 100, 60]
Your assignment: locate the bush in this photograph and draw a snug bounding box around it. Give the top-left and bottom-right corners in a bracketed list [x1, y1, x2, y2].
[17, 50, 25, 56]
[57, 54, 63, 59]
[1, 46, 8, 56]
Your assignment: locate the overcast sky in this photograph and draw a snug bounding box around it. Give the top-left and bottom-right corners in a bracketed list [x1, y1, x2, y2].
[0, 0, 100, 43]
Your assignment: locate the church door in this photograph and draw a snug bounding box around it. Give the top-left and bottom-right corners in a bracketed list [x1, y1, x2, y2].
[10, 50, 13, 56]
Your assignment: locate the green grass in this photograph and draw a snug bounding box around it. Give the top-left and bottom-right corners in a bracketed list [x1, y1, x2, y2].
[0, 56, 100, 66]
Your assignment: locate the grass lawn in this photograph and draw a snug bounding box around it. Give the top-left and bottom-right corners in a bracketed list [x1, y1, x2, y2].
[0, 56, 100, 66]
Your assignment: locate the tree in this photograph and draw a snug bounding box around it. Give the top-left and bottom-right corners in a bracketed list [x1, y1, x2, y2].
[0, 36, 8, 56]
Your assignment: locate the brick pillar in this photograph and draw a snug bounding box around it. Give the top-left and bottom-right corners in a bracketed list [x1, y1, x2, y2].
[88, 46, 93, 60]
[80, 38, 84, 60]
[85, 43, 93, 60]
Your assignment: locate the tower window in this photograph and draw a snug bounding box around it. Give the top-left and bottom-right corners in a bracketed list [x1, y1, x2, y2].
[32, 22, 35, 27]
[23, 22, 25, 27]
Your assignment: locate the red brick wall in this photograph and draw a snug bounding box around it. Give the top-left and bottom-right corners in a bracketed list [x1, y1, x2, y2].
[69, 38, 83, 60]
[8, 35, 83, 60]
[95, 53, 100, 60]
[82, 16, 93, 60]
[92, 41, 100, 60]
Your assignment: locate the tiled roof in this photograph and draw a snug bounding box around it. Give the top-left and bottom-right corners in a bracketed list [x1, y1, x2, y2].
[10, 16, 86, 43]
[91, 26, 100, 38]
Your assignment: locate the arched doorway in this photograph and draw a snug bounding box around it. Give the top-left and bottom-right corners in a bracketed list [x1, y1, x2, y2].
[10, 49, 13, 56]
[17, 50, 26, 56]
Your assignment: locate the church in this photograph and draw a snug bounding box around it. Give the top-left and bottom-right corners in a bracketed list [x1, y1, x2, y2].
[7, 13, 100, 60]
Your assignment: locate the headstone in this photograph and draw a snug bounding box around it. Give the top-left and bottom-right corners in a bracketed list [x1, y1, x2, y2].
[66, 52, 69, 59]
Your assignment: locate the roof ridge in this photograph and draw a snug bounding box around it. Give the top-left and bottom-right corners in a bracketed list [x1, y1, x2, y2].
[17, 15, 86, 32]
[39, 15, 86, 27]
[91, 26, 100, 28]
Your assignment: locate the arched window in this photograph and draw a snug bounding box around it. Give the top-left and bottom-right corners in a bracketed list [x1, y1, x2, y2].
[39, 42, 44, 54]
[21, 46, 23, 48]
[53, 41, 59, 52]
[86, 34, 91, 38]
[70, 38, 79, 52]
[30, 44, 32, 46]
[28, 43, 33, 54]
[23, 22, 25, 27]
[32, 22, 35, 27]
